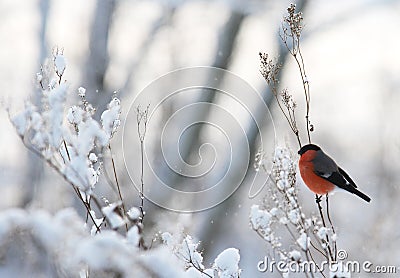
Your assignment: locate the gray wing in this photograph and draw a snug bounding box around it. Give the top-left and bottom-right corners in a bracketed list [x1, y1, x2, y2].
[313, 150, 371, 202]
[313, 151, 357, 191]
[312, 150, 338, 178]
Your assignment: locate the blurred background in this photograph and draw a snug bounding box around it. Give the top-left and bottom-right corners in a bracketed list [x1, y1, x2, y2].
[1, 0, 399, 276]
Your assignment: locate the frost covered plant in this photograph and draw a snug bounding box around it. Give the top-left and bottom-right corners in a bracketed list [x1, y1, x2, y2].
[251, 147, 338, 277]
[136, 104, 150, 224]
[7, 52, 241, 277]
[162, 232, 241, 278]
[9, 52, 128, 234]
[255, 4, 350, 277]
[0, 208, 191, 277]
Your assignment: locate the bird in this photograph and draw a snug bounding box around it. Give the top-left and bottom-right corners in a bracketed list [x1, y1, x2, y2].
[298, 144, 371, 202]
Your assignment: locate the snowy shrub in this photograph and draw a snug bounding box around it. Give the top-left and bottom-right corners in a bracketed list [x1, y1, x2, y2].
[0, 208, 188, 277]
[252, 4, 351, 277]
[162, 232, 241, 277]
[251, 146, 339, 277]
[6, 51, 240, 277]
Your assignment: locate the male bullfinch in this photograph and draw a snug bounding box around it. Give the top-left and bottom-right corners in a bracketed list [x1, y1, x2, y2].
[298, 144, 371, 202]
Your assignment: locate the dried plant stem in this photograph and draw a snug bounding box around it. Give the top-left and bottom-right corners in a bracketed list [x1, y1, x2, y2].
[136, 104, 149, 225]
[278, 3, 313, 145]
[61, 137, 101, 233]
[316, 195, 334, 261]
[306, 251, 325, 278]
[139, 139, 145, 223]
[326, 195, 337, 261]
[109, 144, 128, 232]
[275, 91, 302, 148]
[20, 136, 103, 233]
[293, 48, 311, 144]
[63, 140, 71, 161]
[309, 240, 328, 260]
[182, 240, 213, 278]
[258, 53, 302, 148]
[90, 194, 112, 228]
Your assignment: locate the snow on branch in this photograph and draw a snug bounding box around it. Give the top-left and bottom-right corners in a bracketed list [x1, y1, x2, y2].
[251, 146, 338, 277]
[7, 51, 241, 277]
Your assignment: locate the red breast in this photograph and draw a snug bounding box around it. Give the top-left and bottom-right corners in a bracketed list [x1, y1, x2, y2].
[299, 150, 335, 195]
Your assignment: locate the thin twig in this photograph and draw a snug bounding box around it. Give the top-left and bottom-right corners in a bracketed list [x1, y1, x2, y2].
[62, 138, 96, 229]
[63, 140, 71, 161]
[139, 139, 145, 223]
[136, 105, 149, 225]
[19, 135, 102, 233]
[303, 251, 313, 278]
[109, 144, 128, 232]
[292, 51, 311, 144]
[182, 239, 213, 278]
[316, 195, 334, 261]
[326, 194, 337, 261]
[307, 250, 326, 278]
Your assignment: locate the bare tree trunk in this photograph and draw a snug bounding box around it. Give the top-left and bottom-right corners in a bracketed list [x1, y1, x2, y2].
[83, 0, 116, 117]
[22, 0, 50, 207]
[138, 8, 245, 225]
[120, 6, 176, 98]
[137, 9, 245, 240]
[199, 0, 309, 257]
[178, 10, 245, 162]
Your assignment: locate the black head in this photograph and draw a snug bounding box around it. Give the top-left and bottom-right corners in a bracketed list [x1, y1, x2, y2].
[298, 144, 321, 155]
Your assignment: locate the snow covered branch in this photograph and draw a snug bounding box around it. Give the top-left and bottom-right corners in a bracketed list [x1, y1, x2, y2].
[6, 52, 241, 277]
[251, 147, 339, 277]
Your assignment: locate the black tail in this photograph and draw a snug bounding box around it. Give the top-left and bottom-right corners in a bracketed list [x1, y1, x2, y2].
[353, 188, 371, 202]
[337, 167, 371, 202]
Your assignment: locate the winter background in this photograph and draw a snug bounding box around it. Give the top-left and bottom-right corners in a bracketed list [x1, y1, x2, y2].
[0, 0, 399, 277]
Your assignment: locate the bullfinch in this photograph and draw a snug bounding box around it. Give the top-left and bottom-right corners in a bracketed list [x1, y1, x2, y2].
[298, 144, 371, 202]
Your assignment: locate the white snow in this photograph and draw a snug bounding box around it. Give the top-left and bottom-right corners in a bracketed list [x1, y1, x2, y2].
[74, 118, 109, 154]
[275, 147, 285, 159]
[277, 179, 288, 190]
[86, 167, 99, 187]
[127, 225, 140, 247]
[161, 232, 173, 246]
[101, 203, 125, 229]
[74, 230, 136, 275]
[288, 250, 301, 261]
[77, 87, 86, 97]
[127, 207, 141, 221]
[11, 102, 37, 135]
[88, 152, 97, 162]
[36, 72, 43, 83]
[67, 105, 84, 125]
[279, 216, 289, 225]
[296, 233, 310, 251]
[63, 115, 110, 190]
[180, 235, 204, 269]
[101, 97, 121, 138]
[214, 248, 241, 278]
[288, 209, 300, 224]
[54, 54, 66, 76]
[162, 232, 210, 274]
[46, 82, 68, 148]
[250, 205, 271, 230]
[269, 207, 278, 216]
[317, 227, 328, 240]
[139, 246, 187, 278]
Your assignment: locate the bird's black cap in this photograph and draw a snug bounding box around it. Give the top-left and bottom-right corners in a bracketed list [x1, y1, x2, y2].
[298, 144, 321, 155]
